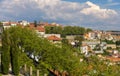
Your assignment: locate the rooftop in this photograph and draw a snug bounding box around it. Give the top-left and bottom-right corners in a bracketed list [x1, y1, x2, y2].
[47, 35, 61, 41]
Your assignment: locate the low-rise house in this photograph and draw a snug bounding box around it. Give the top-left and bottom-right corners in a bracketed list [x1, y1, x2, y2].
[112, 35, 120, 41]
[111, 50, 120, 58]
[84, 31, 102, 40]
[38, 22, 49, 26]
[3, 25, 11, 29]
[80, 43, 93, 56]
[106, 56, 120, 62]
[100, 42, 107, 50]
[104, 32, 114, 40]
[112, 50, 119, 54]
[48, 22, 61, 27]
[2, 21, 19, 29]
[106, 31, 120, 36]
[106, 50, 113, 53]
[94, 50, 104, 54]
[106, 44, 116, 49]
[18, 20, 29, 26]
[36, 26, 45, 37]
[47, 35, 61, 43]
[66, 35, 83, 43]
[44, 34, 61, 38]
[66, 35, 76, 42]
[101, 31, 114, 40]
[82, 40, 100, 50]
[106, 35, 114, 40]
[10, 22, 18, 26]
[80, 44, 89, 55]
[70, 41, 76, 46]
[27, 23, 45, 36]
[2, 21, 11, 29]
[84, 32, 96, 40]
[28, 23, 35, 29]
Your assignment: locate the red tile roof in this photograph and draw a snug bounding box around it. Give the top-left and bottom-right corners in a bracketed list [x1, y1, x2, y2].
[47, 35, 61, 41]
[28, 23, 45, 32]
[106, 56, 120, 62]
[36, 26, 45, 32]
[10, 22, 18, 24]
[28, 23, 35, 29]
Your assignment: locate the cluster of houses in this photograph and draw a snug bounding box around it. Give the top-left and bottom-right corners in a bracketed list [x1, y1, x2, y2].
[0, 20, 120, 63]
[80, 30, 120, 64]
[0, 21, 62, 44]
[0, 20, 63, 62]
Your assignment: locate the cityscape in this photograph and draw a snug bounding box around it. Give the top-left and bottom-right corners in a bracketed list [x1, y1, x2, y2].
[0, 0, 120, 76]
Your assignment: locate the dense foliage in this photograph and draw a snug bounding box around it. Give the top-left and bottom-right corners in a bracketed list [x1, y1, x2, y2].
[1, 26, 120, 76]
[45, 26, 62, 34]
[1, 26, 81, 75]
[103, 39, 115, 44]
[1, 30, 10, 74]
[1, 26, 38, 75]
[62, 26, 85, 35]
[116, 40, 120, 45]
[45, 26, 92, 37]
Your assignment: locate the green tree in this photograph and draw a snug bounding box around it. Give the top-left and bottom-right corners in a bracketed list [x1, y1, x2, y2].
[62, 39, 69, 45]
[75, 36, 84, 46]
[45, 26, 62, 34]
[10, 40, 19, 75]
[1, 30, 10, 74]
[36, 41, 82, 75]
[104, 39, 115, 44]
[86, 28, 92, 33]
[34, 20, 37, 27]
[61, 26, 86, 37]
[1, 26, 39, 75]
[116, 40, 120, 45]
[3, 26, 119, 76]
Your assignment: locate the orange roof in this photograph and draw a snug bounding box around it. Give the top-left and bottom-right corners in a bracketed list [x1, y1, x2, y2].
[28, 23, 35, 29]
[47, 35, 61, 41]
[25, 23, 45, 32]
[10, 22, 18, 24]
[36, 26, 45, 32]
[45, 24, 56, 26]
[106, 56, 120, 62]
[81, 44, 88, 47]
[2, 22, 10, 25]
[39, 22, 49, 26]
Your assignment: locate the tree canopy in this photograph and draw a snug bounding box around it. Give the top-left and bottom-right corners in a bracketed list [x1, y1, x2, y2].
[45, 25, 92, 37]
[1, 26, 119, 76]
[1, 26, 81, 75]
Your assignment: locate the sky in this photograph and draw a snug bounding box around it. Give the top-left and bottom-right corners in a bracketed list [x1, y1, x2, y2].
[0, 0, 120, 30]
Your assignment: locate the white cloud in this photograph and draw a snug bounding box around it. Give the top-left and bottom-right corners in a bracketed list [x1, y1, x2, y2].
[0, 0, 117, 20]
[0, 0, 119, 30]
[80, 1, 117, 19]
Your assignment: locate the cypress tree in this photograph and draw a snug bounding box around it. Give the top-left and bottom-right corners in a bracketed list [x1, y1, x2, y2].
[10, 34, 20, 75]
[34, 20, 37, 27]
[1, 30, 10, 74]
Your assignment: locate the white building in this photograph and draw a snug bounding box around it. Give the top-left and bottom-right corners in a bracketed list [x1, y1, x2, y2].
[18, 20, 29, 26]
[82, 40, 100, 50]
[81, 44, 89, 55]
